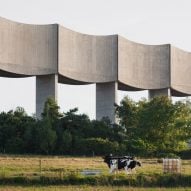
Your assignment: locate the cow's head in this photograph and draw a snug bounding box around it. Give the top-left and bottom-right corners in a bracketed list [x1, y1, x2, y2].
[136, 161, 141, 167]
[103, 155, 112, 167]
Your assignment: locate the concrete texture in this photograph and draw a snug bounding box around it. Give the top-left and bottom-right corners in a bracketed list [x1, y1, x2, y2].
[118, 36, 170, 90]
[0, 17, 191, 121]
[0, 17, 58, 76]
[148, 88, 170, 99]
[58, 26, 118, 83]
[171, 46, 191, 96]
[96, 82, 117, 123]
[36, 74, 58, 118]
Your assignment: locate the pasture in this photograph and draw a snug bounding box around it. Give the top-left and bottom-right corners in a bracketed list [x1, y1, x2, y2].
[0, 155, 191, 190]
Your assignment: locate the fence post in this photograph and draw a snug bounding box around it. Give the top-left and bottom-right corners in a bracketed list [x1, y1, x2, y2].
[59, 170, 62, 180]
[39, 159, 42, 174]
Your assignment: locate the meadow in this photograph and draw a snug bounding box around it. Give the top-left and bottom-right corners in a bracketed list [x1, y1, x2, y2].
[0, 155, 191, 190]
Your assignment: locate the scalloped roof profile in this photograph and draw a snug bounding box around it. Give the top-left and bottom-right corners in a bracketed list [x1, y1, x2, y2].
[0, 17, 191, 96]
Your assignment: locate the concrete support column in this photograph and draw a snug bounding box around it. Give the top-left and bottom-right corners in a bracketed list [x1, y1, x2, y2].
[148, 88, 170, 100]
[36, 74, 58, 119]
[96, 82, 117, 123]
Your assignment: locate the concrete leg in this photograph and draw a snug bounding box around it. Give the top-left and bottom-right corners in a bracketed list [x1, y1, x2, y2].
[96, 82, 117, 123]
[148, 88, 170, 100]
[36, 74, 58, 119]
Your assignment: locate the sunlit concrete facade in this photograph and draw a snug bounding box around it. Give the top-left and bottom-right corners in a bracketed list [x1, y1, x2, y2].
[0, 17, 191, 122]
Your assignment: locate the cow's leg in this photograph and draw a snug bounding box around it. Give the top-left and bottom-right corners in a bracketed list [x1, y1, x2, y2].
[132, 168, 136, 174]
[124, 166, 130, 174]
[109, 166, 115, 174]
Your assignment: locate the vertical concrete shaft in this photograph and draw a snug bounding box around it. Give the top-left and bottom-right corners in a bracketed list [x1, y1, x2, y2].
[36, 74, 58, 119]
[148, 88, 170, 100]
[96, 82, 117, 123]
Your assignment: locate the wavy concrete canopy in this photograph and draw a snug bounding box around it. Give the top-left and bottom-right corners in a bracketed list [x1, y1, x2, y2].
[171, 46, 191, 96]
[0, 17, 58, 76]
[118, 36, 170, 91]
[58, 26, 118, 84]
[1, 17, 191, 121]
[0, 17, 191, 94]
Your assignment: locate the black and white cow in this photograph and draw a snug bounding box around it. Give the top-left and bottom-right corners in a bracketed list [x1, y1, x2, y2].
[103, 155, 141, 174]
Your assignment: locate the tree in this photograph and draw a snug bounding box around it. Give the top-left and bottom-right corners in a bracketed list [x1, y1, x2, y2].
[116, 96, 191, 156]
[34, 119, 57, 154]
[136, 96, 191, 155]
[116, 96, 138, 128]
[56, 108, 91, 154]
[83, 138, 119, 155]
[41, 97, 62, 124]
[0, 108, 35, 153]
[116, 96, 141, 141]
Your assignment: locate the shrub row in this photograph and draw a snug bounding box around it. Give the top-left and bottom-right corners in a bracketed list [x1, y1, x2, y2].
[1, 174, 191, 187]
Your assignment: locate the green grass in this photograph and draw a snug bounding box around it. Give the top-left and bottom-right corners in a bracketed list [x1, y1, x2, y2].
[0, 155, 191, 189]
[0, 186, 191, 191]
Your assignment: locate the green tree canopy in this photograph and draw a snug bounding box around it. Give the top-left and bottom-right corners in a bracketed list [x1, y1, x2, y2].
[116, 96, 191, 156]
[41, 97, 62, 124]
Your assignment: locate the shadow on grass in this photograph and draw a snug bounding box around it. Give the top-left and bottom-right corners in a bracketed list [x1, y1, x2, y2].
[1, 174, 191, 187]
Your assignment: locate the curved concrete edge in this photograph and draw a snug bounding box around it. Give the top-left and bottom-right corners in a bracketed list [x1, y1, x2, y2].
[118, 35, 170, 90]
[58, 73, 91, 85]
[118, 81, 145, 91]
[171, 46, 191, 95]
[58, 25, 118, 83]
[170, 88, 191, 97]
[0, 69, 31, 78]
[0, 17, 58, 76]
[0, 17, 191, 97]
[149, 88, 170, 99]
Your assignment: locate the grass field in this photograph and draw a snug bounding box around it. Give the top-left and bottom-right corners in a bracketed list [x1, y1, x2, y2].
[1, 155, 191, 176]
[0, 185, 191, 191]
[0, 155, 191, 190]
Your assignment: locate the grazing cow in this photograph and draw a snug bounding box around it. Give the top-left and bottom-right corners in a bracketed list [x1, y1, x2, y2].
[103, 155, 141, 174]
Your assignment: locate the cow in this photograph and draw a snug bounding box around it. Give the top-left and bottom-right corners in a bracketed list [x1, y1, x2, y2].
[103, 155, 141, 174]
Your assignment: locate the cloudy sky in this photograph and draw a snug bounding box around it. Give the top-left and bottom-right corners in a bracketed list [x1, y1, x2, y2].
[0, 0, 190, 118]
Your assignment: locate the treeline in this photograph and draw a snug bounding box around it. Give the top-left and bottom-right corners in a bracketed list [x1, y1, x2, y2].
[116, 96, 191, 158]
[0, 96, 191, 157]
[0, 98, 124, 156]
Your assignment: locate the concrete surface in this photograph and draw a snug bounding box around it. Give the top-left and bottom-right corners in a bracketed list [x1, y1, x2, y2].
[96, 82, 117, 123]
[148, 88, 170, 99]
[171, 46, 191, 96]
[36, 74, 58, 118]
[58, 26, 118, 83]
[0, 17, 58, 76]
[118, 36, 170, 90]
[0, 17, 191, 121]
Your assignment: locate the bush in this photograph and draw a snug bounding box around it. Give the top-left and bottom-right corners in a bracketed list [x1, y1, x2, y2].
[156, 152, 180, 159]
[1, 173, 191, 187]
[83, 138, 119, 155]
[179, 149, 191, 159]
